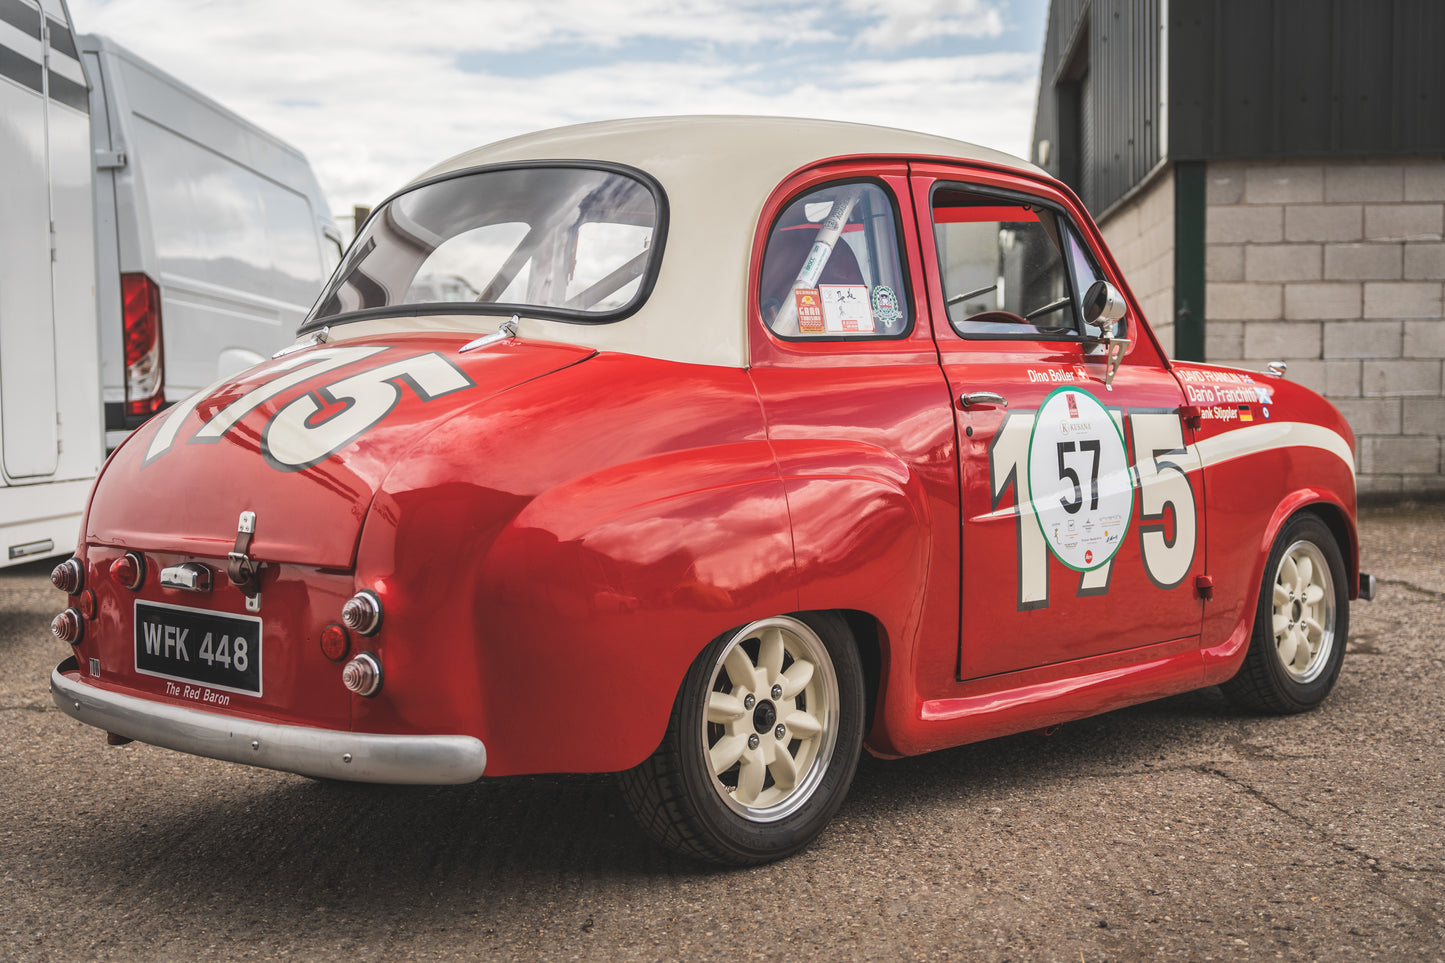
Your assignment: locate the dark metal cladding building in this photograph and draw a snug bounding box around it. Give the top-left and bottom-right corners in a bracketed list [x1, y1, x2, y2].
[1031, 0, 1445, 499]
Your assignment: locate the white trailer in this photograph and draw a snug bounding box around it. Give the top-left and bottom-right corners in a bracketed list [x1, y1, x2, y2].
[0, 0, 104, 567]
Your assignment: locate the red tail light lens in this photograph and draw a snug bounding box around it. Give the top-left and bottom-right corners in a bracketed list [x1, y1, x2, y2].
[342, 652, 383, 697]
[342, 590, 383, 636]
[52, 608, 83, 645]
[319, 623, 351, 661]
[51, 558, 84, 594]
[110, 552, 146, 591]
[122, 273, 166, 418]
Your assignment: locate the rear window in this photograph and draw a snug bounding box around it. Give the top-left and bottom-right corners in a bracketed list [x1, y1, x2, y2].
[309, 165, 665, 327]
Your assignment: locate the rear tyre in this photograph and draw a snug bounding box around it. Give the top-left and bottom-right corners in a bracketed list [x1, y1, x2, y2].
[619, 612, 865, 865]
[1222, 513, 1348, 714]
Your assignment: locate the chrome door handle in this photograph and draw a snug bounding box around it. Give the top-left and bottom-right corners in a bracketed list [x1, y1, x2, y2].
[958, 391, 1007, 410]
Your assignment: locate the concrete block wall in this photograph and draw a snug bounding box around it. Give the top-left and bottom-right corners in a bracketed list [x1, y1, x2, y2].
[1204, 157, 1445, 498]
[1099, 169, 1176, 357]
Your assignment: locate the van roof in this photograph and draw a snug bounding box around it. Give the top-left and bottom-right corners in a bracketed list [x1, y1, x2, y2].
[78, 34, 310, 162]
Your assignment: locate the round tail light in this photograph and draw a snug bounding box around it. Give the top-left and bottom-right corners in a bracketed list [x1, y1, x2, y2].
[341, 652, 382, 697]
[341, 590, 382, 636]
[319, 623, 351, 662]
[52, 608, 83, 645]
[51, 558, 84, 594]
[110, 552, 146, 591]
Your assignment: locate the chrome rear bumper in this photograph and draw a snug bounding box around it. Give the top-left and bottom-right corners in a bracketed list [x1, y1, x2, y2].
[50, 658, 486, 784]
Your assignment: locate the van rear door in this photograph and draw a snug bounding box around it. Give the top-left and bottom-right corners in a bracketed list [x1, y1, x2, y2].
[0, 3, 75, 480]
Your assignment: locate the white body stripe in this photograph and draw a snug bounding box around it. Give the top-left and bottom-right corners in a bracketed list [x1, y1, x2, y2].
[974, 418, 1354, 526]
[1190, 421, 1355, 479]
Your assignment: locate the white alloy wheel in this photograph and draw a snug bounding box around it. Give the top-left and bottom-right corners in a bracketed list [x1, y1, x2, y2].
[1222, 512, 1349, 715]
[1270, 539, 1336, 684]
[618, 610, 864, 864]
[701, 616, 840, 821]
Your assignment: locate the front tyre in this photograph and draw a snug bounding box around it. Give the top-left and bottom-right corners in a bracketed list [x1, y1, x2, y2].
[619, 612, 865, 865]
[1222, 513, 1348, 714]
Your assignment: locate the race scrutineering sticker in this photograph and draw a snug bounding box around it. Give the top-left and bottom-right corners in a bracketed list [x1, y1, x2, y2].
[794, 288, 825, 334]
[870, 285, 902, 325]
[1025, 387, 1133, 571]
[819, 284, 875, 333]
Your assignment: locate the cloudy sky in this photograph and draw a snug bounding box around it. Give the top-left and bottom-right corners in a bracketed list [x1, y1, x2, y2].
[67, 0, 1047, 228]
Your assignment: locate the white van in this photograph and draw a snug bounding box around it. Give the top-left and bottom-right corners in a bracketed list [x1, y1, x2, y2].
[79, 35, 342, 447]
[0, 0, 105, 567]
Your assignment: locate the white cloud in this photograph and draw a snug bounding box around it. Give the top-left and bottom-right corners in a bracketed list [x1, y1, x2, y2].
[843, 0, 1006, 48]
[66, 0, 1039, 220]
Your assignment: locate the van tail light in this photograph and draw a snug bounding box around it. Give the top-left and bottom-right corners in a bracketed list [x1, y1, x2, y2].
[122, 272, 166, 418]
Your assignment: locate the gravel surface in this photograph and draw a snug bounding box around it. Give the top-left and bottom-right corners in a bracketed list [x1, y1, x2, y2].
[2, 506, 1441, 961]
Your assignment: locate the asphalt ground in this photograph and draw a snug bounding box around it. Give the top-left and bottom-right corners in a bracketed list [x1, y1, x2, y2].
[2, 505, 1442, 961]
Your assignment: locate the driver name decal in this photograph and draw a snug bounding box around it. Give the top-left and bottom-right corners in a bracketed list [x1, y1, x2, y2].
[1026, 365, 1090, 384]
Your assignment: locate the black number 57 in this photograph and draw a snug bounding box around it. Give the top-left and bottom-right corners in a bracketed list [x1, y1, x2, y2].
[1056, 439, 1101, 514]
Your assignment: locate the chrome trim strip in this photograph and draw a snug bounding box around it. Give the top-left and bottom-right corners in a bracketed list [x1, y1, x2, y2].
[50, 658, 486, 785]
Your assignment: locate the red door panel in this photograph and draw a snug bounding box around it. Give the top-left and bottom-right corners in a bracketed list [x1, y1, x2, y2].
[908, 166, 1207, 680]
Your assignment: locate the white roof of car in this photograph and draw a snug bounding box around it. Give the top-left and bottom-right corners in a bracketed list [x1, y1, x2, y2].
[400, 116, 1043, 368]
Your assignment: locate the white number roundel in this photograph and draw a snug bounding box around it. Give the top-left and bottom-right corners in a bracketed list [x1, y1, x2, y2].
[1026, 388, 1133, 572]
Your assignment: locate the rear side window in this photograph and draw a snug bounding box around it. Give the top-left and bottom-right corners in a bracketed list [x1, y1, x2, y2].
[759, 181, 910, 339]
[932, 187, 1096, 339]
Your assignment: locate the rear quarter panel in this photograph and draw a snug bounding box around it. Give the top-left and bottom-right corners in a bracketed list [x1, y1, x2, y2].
[351, 351, 801, 775]
[1175, 365, 1359, 682]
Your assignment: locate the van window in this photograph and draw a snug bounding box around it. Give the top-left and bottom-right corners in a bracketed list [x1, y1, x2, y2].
[131, 117, 324, 304]
[258, 178, 327, 304]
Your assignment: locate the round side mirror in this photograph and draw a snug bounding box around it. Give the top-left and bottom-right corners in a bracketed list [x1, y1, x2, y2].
[1082, 280, 1126, 331]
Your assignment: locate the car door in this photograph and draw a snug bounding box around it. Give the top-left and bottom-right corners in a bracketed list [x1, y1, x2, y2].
[910, 164, 1206, 681]
[747, 164, 965, 690]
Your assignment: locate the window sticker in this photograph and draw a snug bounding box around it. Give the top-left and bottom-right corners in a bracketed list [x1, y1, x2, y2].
[871, 285, 902, 325]
[794, 288, 825, 334]
[1025, 387, 1134, 572]
[819, 284, 875, 333]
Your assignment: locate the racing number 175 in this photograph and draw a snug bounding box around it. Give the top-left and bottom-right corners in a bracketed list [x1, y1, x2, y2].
[987, 408, 1198, 608]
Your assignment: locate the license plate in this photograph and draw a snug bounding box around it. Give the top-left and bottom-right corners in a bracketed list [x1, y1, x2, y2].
[135, 601, 262, 697]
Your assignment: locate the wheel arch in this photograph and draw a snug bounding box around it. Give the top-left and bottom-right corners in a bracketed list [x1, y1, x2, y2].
[838, 609, 886, 740]
[1204, 489, 1359, 686]
[1262, 491, 1360, 601]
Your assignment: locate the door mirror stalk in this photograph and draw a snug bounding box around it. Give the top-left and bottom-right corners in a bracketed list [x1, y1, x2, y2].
[1082, 280, 1130, 390]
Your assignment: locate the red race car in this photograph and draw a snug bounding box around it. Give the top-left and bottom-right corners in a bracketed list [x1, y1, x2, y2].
[49, 117, 1371, 864]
